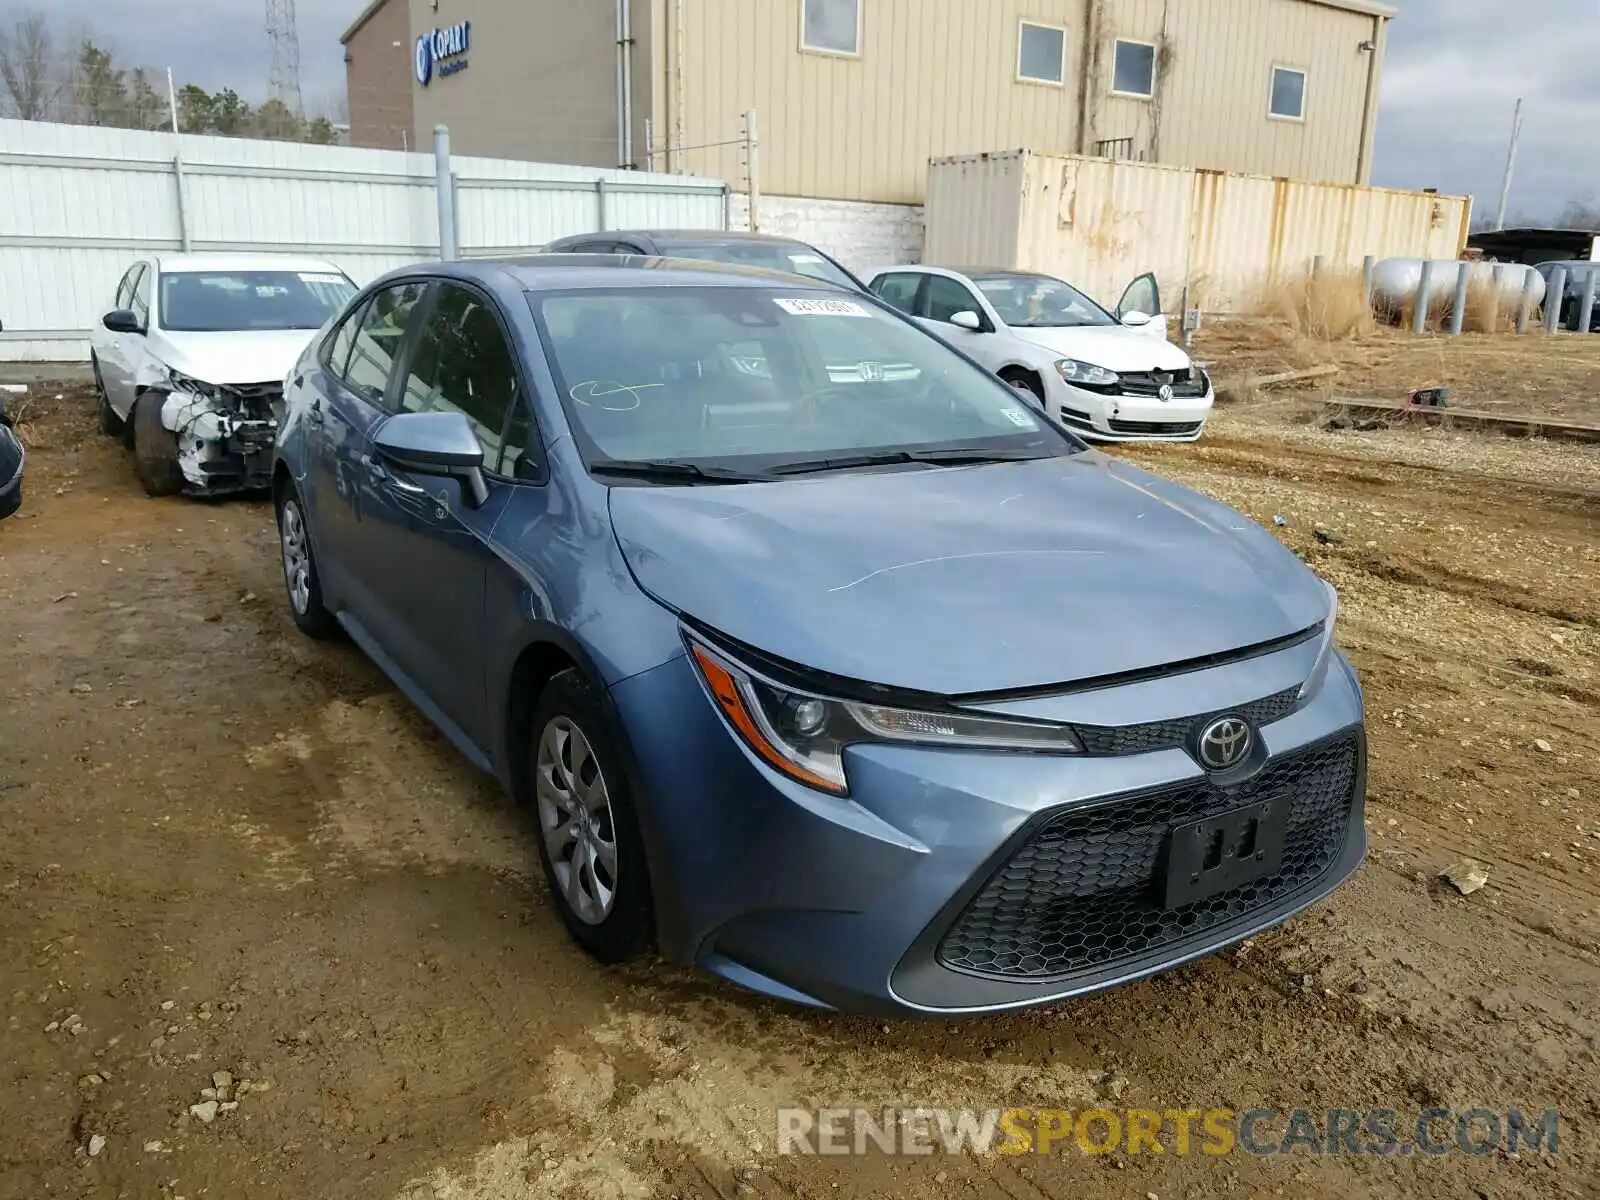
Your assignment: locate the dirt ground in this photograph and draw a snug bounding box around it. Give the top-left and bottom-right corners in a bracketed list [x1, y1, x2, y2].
[1194, 320, 1600, 424]
[1, 383, 1597, 1200]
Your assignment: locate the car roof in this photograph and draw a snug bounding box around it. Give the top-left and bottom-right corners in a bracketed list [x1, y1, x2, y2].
[571, 229, 823, 247]
[416, 254, 858, 293]
[154, 253, 349, 276]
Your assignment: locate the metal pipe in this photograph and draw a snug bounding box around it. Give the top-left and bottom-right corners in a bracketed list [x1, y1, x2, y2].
[1354, 17, 1385, 184]
[1490, 263, 1506, 330]
[433, 125, 457, 261]
[622, 0, 634, 168]
[672, 0, 685, 172]
[1448, 262, 1468, 336]
[1494, 98, 1524, 232]
[1311, 254, 1324, 279]
[1361, 254, 1375, 310]
[596, 178, 608, 231]
[1544, 266, 1567, 333]
[1412, 260, 1435, 335]
[172, 156, 192, 252]
[615, 0, 627, 169]
[1580, 268, 1599, 334]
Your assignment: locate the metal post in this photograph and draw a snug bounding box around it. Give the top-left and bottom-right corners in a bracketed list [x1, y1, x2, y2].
[742, 108, 760, 234]
[1580, 268, 1599, 335]
[1490, 263, 1506, 330]
[1361, 255, 1375, 309]
[1515, 268, 1537, 335]
[1448, 262, 1469, 336]
[721, 183, 732, 231]
[1311, 255, 1324, 279]
[433, 125, 458, 261]
[172, 157, 192, 252]
[614, 0, 627, 168]
[1544, 266, 1567, 333]
[596, 178, 609, 232]
[644, 117, 654, 172]
[1412, 260, 1435, 335]
[166, 66, 180, 133]
[1493, 98, 1524, 232]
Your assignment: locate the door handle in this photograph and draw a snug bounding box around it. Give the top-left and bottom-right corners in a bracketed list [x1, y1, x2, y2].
[307, 399, 325, 427]
[360, 453, 426, 497]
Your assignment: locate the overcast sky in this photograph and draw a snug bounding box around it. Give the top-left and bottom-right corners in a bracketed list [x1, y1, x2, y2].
[28, 0, 1597, 220]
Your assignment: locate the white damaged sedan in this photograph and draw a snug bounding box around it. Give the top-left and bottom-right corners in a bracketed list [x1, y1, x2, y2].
[866, 265, 1213, 443]
[89, 255, 357, 496]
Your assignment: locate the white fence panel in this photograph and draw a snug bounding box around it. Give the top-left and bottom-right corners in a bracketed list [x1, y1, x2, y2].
[0, 118, 729, 362]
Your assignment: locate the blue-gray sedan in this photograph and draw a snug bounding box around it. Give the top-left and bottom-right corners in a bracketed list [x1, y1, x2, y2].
[272, 256, 1366, 1015]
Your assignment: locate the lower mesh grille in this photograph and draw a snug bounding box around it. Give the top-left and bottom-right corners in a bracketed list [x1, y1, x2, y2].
[936, 735, 1360, 980]
[1107, 418, 1203, 435]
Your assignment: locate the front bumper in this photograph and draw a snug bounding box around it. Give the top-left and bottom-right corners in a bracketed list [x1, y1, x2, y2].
[1050, 377, 1215, 443]
[609, 647, 1366, 1016]
[162, 389, 281, 495]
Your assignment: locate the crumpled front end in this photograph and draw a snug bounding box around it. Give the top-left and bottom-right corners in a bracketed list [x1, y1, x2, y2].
[161, 381, 284, 495]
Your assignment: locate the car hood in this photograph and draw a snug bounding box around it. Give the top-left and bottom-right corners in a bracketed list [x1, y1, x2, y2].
[1009, 325, 1192, 372]
[609, 455, 1329, 697]
[153, 329, 319, 387]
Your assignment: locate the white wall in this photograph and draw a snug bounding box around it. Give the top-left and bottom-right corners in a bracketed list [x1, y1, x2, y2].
[0, 119, 729, 362]
[729, 193, 924, 277]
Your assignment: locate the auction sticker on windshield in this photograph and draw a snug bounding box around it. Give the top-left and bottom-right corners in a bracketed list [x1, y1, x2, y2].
[299, 273, 347, 286]
[774, 298, 870, 317]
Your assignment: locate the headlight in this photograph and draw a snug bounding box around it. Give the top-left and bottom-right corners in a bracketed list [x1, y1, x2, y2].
[686, 634, 1082, 796]
[1296, 581, 1341, 701]
[166, 368, 222, 400]
[1054, 358, 1119, 387]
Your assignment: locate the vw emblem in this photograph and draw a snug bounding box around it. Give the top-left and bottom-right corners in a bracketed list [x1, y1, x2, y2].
[1158, 384, 1174, 402]
[1197, 716, 1253, 770]
[414, 34, 434, 86]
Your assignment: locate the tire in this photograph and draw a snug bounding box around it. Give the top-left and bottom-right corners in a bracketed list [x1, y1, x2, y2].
[1000, 368, 1045, 403]
[528, 669, 653, 964]
[274, 483, 340, 640]
[92, 357, 124, 438]
[132, 393, 184, 497]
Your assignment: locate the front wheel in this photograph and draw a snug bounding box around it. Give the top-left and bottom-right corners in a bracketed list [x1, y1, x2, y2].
[275, 484, 340, 640]
[132, 393, 184, 497]
[999, 368, 1045, 403]
[529, 670, 653, 964]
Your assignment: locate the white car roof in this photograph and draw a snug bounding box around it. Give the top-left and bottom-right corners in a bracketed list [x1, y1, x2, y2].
[153, 254, 350, 276]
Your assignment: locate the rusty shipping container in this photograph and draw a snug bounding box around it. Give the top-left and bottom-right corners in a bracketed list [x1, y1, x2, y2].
[924, 150, 1472, 312]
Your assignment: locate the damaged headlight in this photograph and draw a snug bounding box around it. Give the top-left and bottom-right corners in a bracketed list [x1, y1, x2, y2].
[1054, 358, 1119, 387]
[165, 368, 225, 400]
[686, 633, 1083, 796]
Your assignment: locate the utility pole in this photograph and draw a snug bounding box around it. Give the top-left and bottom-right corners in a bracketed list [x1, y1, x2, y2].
[741, 109, 760, 233]
[1494, 98, 1524, 232]
[165, 67, 180, 133]
[265, 0, 305, 115]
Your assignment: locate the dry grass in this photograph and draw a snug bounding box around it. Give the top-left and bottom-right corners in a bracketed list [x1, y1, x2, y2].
[1250, 270, 1376, 341]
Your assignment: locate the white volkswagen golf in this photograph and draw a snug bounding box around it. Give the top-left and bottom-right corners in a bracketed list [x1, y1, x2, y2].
[88, 254, 357, 496]
[866, 266, 1214, 443]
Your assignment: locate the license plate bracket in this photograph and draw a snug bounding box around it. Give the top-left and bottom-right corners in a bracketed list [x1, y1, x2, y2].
[1162, 797, 1289, 909]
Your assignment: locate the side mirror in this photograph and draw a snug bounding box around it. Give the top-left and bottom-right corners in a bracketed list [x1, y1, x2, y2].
[1119, 310, 1152, 327]
[949, 310, 984, 331]
[372, 411, 489, 508]
[103, 309, 143, 335]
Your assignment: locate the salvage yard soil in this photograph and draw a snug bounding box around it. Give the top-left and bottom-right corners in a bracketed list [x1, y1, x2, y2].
[2, 385, 1597, 1200]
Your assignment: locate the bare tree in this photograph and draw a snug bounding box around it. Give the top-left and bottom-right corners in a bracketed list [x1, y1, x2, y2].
[0, 11, 70, 120]
[1558, 194, 1600, 232]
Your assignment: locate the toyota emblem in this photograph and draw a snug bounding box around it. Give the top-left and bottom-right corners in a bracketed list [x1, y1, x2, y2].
[1197, 716, 1253, 770]
[1158, 384, 1174, 402]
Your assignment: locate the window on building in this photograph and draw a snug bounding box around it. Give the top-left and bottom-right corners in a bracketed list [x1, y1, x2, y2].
[1111, 39, 1157, 98]
[397, 283, 531, 477]
[802, 0, 860, 56]
[1270, 66, 1307, 120]
[1017, 22, 1066, 85]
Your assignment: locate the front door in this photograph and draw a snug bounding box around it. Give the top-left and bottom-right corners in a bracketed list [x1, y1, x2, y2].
[1115, 272, 1170, 340]
[915, 274, 1000, 368]
[305, 281, 428, 623]
[97, 264, 147, 416]
[358, 281, 537, 749]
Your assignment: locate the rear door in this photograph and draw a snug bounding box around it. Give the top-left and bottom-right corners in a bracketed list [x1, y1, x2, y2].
[304, 280, 429, 621]
[358, 280, 537, 746]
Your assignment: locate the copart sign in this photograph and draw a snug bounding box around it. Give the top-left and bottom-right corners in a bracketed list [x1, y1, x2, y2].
[415, 21, 471, 86]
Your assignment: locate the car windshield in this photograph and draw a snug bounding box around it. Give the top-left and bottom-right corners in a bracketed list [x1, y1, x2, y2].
[159, 270, 357, 333]
[974, 273, 1115, 329]
[529, 286, 1080, 475]
[658, 240, 859, 289]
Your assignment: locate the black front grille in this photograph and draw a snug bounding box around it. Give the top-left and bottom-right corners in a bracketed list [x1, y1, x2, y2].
[1116, 369, 1208, 398]
[936, 735, 1360, 980]
[1107, 417, 1204, 436]
[1075, 687, 1300, 756]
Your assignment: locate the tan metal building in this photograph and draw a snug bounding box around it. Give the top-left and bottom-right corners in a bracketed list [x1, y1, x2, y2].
[342, 0, 1393, 203]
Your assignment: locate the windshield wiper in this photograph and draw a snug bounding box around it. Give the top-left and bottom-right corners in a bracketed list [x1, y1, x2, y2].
[767, 447, 1051, 476]
[589, 458, 774, 484]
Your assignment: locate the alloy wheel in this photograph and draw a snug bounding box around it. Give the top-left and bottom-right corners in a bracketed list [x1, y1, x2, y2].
[535, 716, 619, 925]
[279, 500, 312, 616]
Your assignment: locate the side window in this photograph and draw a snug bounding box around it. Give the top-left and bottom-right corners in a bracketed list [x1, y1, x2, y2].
[344, 282, 427, 403]
[397, 284, 531, 477]
[128, 266, 151, 327]
[870, 272, 922, 314]
[323, 300, 367, 379]
[921, 276, 982, 324]
[114, 266, 137, 310]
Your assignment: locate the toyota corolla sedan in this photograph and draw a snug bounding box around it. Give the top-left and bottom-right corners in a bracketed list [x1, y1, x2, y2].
[867, 265, 1214, 443]
[272, 256, 1366, 1016]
